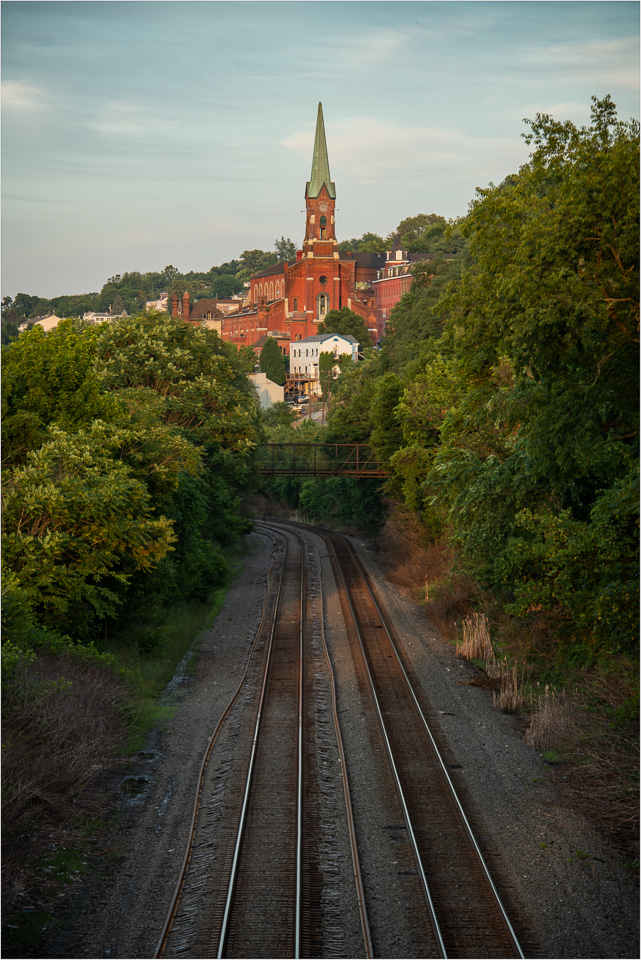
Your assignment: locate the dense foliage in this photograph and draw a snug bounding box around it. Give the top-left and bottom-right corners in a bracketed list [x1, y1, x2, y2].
[2, 314, 261, 644]
[316, 307, 373, 346]
[329, 96, 639, 668]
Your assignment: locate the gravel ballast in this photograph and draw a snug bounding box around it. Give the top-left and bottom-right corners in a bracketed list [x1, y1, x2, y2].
[41, 528, 638, 959]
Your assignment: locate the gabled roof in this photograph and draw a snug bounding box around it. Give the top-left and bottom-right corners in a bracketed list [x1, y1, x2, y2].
[295, 332, 358, 345]
[306, 102, 336, 200]
[252, 260, 291, 279]
[341, 251, 386, 267]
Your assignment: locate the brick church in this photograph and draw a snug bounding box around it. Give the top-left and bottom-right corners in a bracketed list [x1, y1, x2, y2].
[218, 103, 380, 350]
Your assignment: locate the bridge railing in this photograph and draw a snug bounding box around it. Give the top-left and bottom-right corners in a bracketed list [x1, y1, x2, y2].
[255, 443, 389, 477]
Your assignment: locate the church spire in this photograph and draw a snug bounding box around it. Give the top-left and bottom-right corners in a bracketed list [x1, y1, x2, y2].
[306, 102, 336, 200]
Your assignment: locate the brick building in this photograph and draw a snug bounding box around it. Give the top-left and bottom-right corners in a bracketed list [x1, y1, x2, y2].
[372, 236, 434, 340]
[219, 103, 378, 349]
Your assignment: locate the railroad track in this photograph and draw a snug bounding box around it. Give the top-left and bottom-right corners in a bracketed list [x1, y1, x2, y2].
[156, 520, 525, 959]
[157, 524, 370, 958]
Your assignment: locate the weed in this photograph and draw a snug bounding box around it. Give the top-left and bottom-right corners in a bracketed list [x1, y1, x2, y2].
[457, 613, 492, 661]
[492, 663, 524, 713]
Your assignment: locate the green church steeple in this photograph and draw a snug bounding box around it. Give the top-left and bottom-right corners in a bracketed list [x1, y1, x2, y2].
[306, 102, 336, 200]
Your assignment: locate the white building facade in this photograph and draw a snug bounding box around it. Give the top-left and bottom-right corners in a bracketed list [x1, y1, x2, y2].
[289, 333, 358, 393]
[248, 372, 284, 409]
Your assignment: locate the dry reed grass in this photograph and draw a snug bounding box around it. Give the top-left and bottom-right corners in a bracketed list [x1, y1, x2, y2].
[492, 664, 524, 713]
[455, 613, 524, 712]
[456, 612, 492, 660]
[524, 669, 639, 851]
[525, 684, 574, 751]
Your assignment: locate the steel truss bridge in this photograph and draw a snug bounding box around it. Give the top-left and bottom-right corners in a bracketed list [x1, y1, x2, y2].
[256, 443, 389, 478]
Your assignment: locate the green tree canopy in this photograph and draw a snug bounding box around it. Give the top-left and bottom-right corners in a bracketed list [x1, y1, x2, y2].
[317, 307, 372, 346]
[387, 95, 639, 659]
[274, 237, 297, 260]
[211, 274, 243, 297]
[2, 319, 120, 467]
[259, 336, 286, 386]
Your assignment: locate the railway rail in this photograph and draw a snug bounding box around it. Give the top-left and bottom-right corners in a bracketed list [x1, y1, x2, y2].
[156, 520, 525, 959]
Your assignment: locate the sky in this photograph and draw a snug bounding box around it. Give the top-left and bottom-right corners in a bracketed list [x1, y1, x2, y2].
[1, 0, 639, 299]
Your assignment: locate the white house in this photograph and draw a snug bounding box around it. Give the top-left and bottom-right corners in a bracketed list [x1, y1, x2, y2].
[248, 372, 284, 409]
[289, 333, 358, 394]
[18, 314, 62, 332]
[83, 310, 127, 324]
[145, 293, 169, 312]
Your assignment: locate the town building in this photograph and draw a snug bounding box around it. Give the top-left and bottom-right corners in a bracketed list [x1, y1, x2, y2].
[289, 332, 359, 397]
[248, 372, 284, 409]
[145, 293, 169, 312]
[82, 310, 127, 323]
[372, 236, 434, 340]
[218, 103, 378, 349]
[251, 332, 290, 359]
[18, 314, 62, 332]
[170, 293, 248, 335]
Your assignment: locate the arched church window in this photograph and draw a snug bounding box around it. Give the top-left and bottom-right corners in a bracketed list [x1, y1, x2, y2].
[293, 298, 298, 311]
[317, 293, 328, 319]
[269, 283, 274, 300]
[320, 215, 327, 240]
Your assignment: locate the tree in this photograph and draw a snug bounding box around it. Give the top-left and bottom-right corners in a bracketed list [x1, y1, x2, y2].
[338, 231, 385, 253]
[274, 237, 297, 260]
[111, 294, 126, 315]
[238, 249, 279, 277]
[317, 307, 372, 346]
[2, 423, 177, 635]
[414, 95, 639, 657]
[212, 274, 243, 298]
[356, 232, 385, 252]
[383, 252, 467, 366]
[95, 313, 260, 456]
[2, 318, 119, 467]
[259, 337, 286, 386]
[390, 213, 447, 250]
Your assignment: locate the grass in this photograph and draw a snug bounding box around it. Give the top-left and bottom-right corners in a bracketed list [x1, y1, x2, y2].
[104, 580, 233, 753]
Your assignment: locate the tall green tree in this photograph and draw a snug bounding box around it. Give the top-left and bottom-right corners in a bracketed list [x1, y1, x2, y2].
[259, 337, 286, 385]
[274, 237, 297, 260]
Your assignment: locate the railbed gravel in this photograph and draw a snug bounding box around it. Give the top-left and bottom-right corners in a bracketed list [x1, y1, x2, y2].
[41, 529, 638, 959]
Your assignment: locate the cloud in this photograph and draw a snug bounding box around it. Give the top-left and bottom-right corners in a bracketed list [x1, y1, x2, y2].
[1, 80, 46, 111]
[88, 100, 169, 139]
[283, 117, 530, 187]
[344, 27, 407, 64]
[524, 38, 639, 91]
